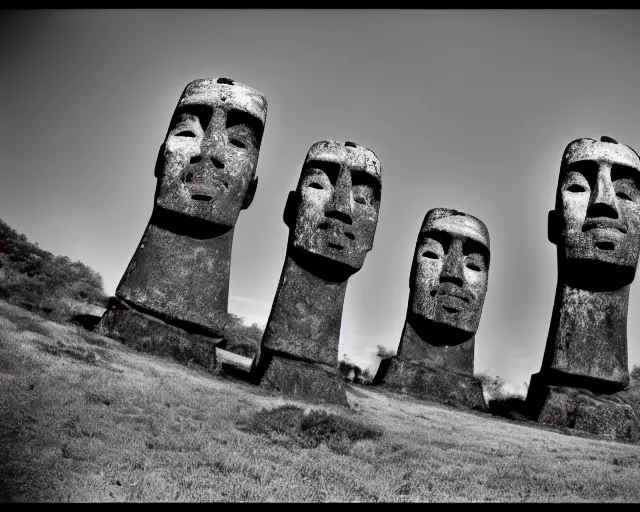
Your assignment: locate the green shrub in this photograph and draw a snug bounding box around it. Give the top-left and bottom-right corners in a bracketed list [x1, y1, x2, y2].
[338, 356, 374, 384]
[300, 409, 383, 451]
[244, 405, 383, 453]
[0, 218, 108, 320]
[222, 314, 263, 358]
[376, 345, 397, 359]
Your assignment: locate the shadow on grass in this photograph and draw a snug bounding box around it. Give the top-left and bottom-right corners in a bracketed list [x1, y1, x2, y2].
[241, 405, 383, 454]
[71, 313, 102, 332]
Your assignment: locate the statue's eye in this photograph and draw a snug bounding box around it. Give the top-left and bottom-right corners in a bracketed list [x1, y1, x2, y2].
[354, 197, 366, 205]
[176, 130, 196, 137]
[466, 263, 481, 271]
[423, 251, 439, 259]
[617, 192, 631, 200]
[567, 184, 586, 192]
[309, 182, 323, 190]
[230, 138, 246, 149]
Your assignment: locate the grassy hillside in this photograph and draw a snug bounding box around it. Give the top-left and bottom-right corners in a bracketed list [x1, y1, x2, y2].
[2, 299, 640, 502]
[0, 218, 108, 321]
[0, 217, 264, 360]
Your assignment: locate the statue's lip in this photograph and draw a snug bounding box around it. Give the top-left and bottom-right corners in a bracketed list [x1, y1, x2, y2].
[188, 182, 227, 199]
[432, 283, 474, 305]
[187, 177, 229, 190]
[438, 294, 469, 306]
[583, 219, 627, 234]
[437, 295, 466, 314]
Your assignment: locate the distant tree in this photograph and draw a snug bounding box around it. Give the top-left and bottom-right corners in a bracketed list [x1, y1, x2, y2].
[222, 313, 264, 359]
[376, 345, 397, 360]
[476, 371, 506, 401]
[631, 365, 640, 384]
[338, 354, 353, 375]
[338, 354, 374, 384]
[359, 368, 374, 384]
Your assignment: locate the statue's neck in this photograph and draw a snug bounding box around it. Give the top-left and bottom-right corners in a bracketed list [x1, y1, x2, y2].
[541, 275, 630, 388]
[115, 208, 234, 335]
[260, 252, 349, 366]
[396, 315, 476, 374]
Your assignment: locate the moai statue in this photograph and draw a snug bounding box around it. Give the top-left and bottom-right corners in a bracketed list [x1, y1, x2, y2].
[527, 136, 640, 441]
[374, 208, 489, 410]
[97, 78, 267, 369]
[255, 140, 382, 406]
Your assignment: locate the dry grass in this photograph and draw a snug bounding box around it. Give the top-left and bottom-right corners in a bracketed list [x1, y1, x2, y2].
[1, 298, 640, 502]
[242, 405, 382, 454]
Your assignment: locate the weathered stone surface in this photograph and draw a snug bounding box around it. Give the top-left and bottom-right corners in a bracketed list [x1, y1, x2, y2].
[395, 319, 476, 376]
[98, 78, 268, 353]
[527, 136, 640, 439]
[154, 78, 267, 230]
[616, 387, 640, 420]
[407, 209, 490, 338]
[259, 355, 350, 407]
[257, 140, 382, 405]
[287, 140, 382, 274]
[535, 137, 640, 392]
[260, 255, 348, 366]
[374, 208, 489, 411]
[381, 358, 487, 410]
[536, 286, 630, 392]
[116, 218, 233, 336]
[98, 297, 221, 371]
[527, 383, 640, 441]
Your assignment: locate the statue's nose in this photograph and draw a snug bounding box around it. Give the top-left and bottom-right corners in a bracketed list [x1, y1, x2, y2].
[325, 169, 353, 225]
[439, 240, 465, 288]
[587, 169, 618, 220]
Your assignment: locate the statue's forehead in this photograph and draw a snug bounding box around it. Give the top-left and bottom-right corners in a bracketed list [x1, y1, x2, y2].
[564, 140, 640, 171]
[304, 140, 382, 182]
[421, 215, 490, 249]
[176, 78, 268, 127]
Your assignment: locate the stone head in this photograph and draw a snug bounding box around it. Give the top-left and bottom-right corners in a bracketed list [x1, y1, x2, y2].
[284, 140, 382, 277]
[408, 208, 490, 338]
[154, 78, 267, 229]
[549, 136, 640, 285]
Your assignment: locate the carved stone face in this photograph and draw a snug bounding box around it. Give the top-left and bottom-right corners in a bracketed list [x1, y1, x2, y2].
[409, 209, 490, 336]
[551, 137, 640, 280]
[287, 140, 382, 275]
[155, 78, 267, 229]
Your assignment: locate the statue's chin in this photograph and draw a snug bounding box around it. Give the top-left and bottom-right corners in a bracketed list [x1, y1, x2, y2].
[289, 246, 360, 283]
[408, 312, 475, 347]
[560, 257, 636, 291]
[151, 207, 234, 239]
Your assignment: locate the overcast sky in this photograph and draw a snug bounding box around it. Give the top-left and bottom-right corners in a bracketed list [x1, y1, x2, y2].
[2, 10, 640, 393]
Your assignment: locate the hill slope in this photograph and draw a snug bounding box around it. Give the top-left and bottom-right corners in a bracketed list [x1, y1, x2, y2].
[1, 299, 640, 502]
[0, 218, 108, 321]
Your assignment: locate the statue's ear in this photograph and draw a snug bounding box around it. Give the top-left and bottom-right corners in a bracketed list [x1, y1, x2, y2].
[548, 209, 558, 245]
[283, 191, 296, 229]
[242, 176, 258, 210]
[154, 144, 166, 179]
